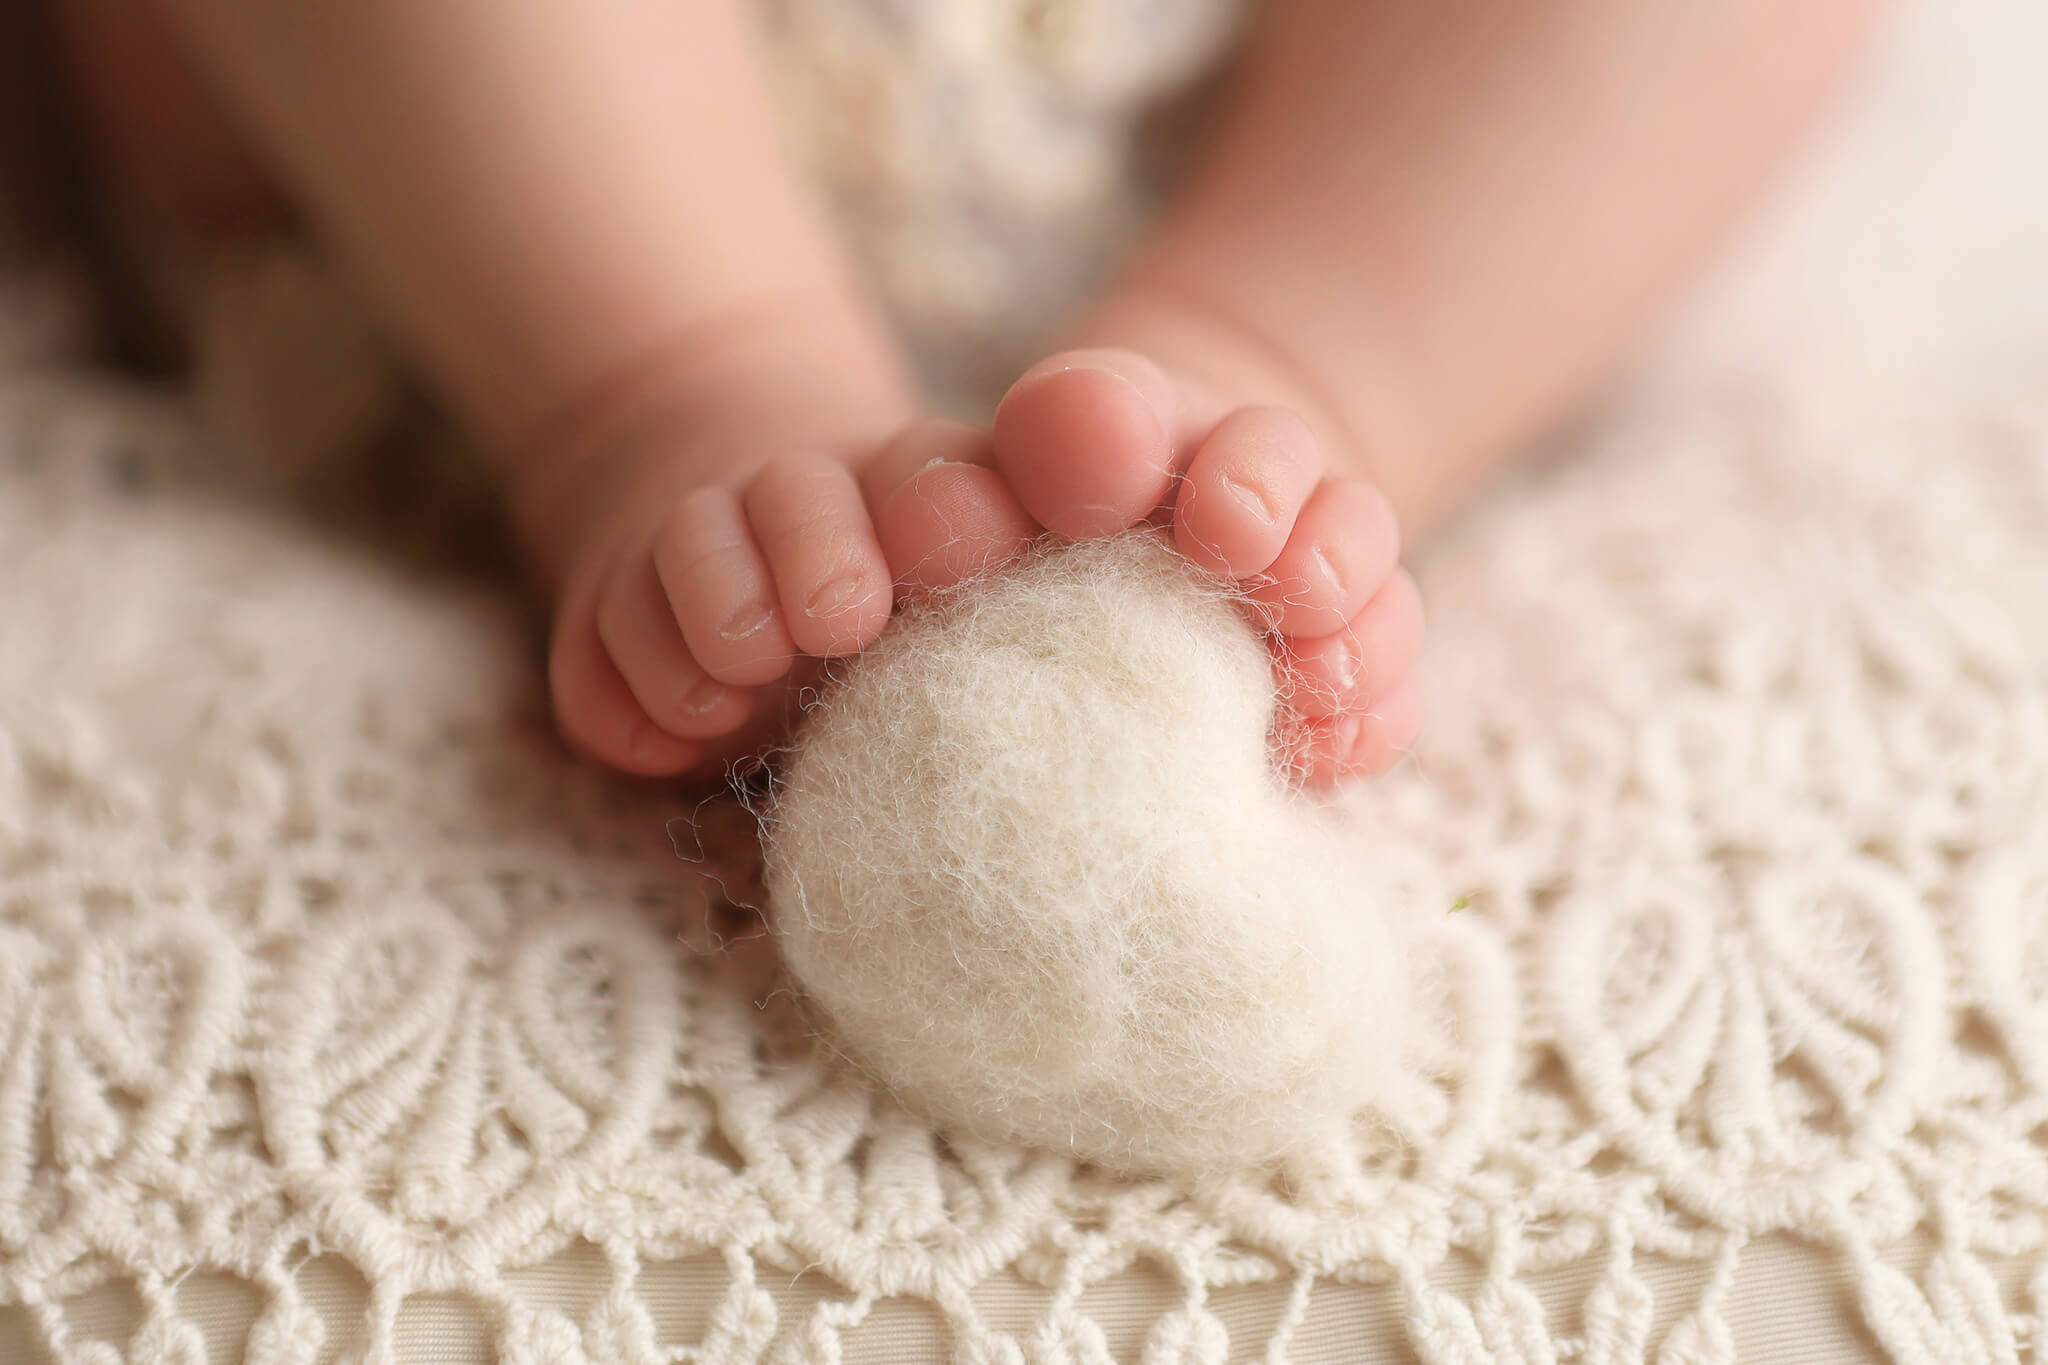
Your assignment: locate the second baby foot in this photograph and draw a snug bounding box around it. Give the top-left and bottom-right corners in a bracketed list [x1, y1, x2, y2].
[876, 348, 1424, 785]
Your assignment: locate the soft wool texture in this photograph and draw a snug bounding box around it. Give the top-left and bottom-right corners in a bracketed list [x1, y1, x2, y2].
[762, 533, 1404, 1176]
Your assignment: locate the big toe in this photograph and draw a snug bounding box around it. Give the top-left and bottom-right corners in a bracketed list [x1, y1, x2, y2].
[991, 348, 1187, 540]
[865, 418, 1038, 596]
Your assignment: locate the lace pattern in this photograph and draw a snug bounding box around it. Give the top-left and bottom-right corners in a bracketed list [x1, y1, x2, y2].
[3, 358, 2045, 1363]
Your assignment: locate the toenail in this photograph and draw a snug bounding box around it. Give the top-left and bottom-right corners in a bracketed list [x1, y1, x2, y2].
[1327, 638, 1362, 692]
[719, 604, 775, 642]
[1310, 543, 1344, 592]
[679, 677, 730, 715]
[1220, 476, 1278, 525]
[805, 575, 864, 619]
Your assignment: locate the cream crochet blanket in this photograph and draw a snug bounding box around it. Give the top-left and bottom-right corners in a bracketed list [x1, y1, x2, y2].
[3, 2, 2047, 1361]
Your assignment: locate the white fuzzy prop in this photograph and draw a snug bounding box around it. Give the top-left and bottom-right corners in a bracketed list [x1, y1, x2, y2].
[762, 532, 1405, 1176]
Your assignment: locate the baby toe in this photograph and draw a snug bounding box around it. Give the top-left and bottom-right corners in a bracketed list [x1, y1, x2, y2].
[1245, 477, 1400, 638]
[1294, 674, 1423, 787]
[878, 461, 1038, 595]
[1345, 674, 1424, 777]
[594, 551, 755, 740]
[860, 417, 990, 509]
[1173, 405, 1322, 579]
[862, 418, 1038, 595]
[654, 486, 797, 688]
[549, 563, 702, 776]
[1277, 570, 1423, 717]
[991, 348, 1187, 539]
[744, 455, 894, 657]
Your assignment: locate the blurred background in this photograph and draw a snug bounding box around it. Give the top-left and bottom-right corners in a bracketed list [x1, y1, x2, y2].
[5, 0, 2043, 486]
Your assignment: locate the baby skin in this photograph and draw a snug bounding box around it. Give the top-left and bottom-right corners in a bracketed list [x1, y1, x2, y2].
[57, 0, 1881, 785]
[543, 345, 1423, 786]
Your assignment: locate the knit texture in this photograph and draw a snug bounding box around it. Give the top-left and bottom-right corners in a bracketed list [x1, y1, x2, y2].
[4, 0, 2048, 1359]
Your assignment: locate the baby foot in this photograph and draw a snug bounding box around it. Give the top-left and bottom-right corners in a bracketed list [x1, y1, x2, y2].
[526, 340, 911, 780]
[875, 348, 1423, 785]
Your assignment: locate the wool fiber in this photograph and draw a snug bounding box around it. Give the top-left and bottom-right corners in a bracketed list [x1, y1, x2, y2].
[762, 532, 1405, 1176]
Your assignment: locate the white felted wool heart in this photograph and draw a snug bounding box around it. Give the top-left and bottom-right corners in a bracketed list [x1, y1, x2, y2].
[761, 532, 1404, 1177]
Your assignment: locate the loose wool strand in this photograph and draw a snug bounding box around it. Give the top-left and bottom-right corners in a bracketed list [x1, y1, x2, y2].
[761, 532, 1405, 1176]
